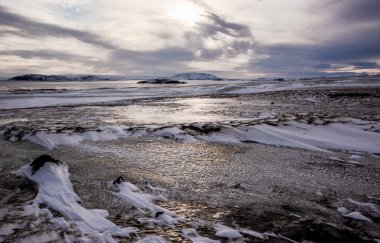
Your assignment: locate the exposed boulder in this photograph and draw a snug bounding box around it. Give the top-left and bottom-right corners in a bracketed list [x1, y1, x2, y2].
[30, 155, 61, 174]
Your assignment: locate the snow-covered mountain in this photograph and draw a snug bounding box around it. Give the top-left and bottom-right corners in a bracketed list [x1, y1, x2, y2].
[8, 74, 120, 81]
[172, 72, 223, 80]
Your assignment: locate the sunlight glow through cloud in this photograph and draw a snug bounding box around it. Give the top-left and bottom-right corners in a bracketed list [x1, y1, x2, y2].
[168, 2, 204, 26]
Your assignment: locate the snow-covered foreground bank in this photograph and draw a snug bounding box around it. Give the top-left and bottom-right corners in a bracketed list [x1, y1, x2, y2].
[8, 118, 380, 155]
[13, 156, 131, 242]
[1, 75, 380, 109]
[2, 155, 283, 242]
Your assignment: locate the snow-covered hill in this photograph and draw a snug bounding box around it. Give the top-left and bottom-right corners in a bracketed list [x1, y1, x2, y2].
[172, 72, 223, 80]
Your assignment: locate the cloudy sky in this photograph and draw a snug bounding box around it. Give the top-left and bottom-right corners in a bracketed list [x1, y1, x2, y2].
[0, 0, 379, 78]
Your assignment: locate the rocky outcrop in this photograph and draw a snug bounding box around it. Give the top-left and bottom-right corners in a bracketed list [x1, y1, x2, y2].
[138, 78, 186, 84]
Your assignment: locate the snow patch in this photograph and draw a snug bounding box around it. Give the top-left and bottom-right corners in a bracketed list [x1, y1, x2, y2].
[240, 228, 265, 239]
[113, 180, 185, 226]
[181, 228, 220, 243]
[14, 160, 129, 241]
[136, 235, 168, 243]
[337, 207, 349, 215]
[213, 223, 243, 239]
[348, 199, 379, 212]
[344, 212, 372, 222]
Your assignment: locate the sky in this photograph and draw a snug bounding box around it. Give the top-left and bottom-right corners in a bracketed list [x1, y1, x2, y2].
[0, 0, 379, 78]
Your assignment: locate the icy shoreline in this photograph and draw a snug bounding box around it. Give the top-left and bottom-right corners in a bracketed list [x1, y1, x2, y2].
[1, 75, 380, 109]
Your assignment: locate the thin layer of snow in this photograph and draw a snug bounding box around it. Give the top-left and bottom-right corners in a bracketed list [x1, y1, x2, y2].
[14, 161, 129, 241]
[278, 234, 298, 243]
[344, 212, 372, 222]
[181, 228, 220, 243]
[348, 199, 379, 212]
[213, 223, 243, 239]
[24, 130, 127, 150]
[349, 154, 363, 160]
[23, 119, 380, 154]
[228, 79, 380, 95]
[0, 223, 26, 236]
[153, 127, 196, 142]
[337, 207, 349, 215]
[242, 122, 380, 153]
[240, 228, 265, 239]
[50, 217, 70, 230]
[18, 231, 59, 243]
[113, 181, 185, 225]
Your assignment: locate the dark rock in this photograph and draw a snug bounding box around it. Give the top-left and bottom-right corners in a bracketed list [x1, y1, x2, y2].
[155, 211, 164, 218]
[183, 123, 221, 134]
[138, 78, 186, 84]
[233, 183, 248, 190]
[274, 78, 285, 81]
[113, 176, 125, 185]
[30, 155, 61, 174]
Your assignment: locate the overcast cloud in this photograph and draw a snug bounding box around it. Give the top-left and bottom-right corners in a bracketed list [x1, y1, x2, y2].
[0, 0, 379, 78]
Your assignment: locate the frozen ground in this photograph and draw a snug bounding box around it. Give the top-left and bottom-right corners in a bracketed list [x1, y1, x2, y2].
[0, 76, 380, 242]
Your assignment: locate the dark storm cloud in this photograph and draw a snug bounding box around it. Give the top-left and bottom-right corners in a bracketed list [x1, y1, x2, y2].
[0, 5, 117, 50]
[350, 61, 379, 69]
[313, 26, 380, 61]
[314, 63, 332, 69]
[331, 0, 380, 23]
[250, 0, 380, 77]
[202, 12, 252, 38]
[184, 11, 255, 60]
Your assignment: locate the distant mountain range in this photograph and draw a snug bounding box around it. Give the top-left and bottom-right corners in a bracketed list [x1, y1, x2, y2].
[8, 74, 119, 81]
[7, 72, 224, 81]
